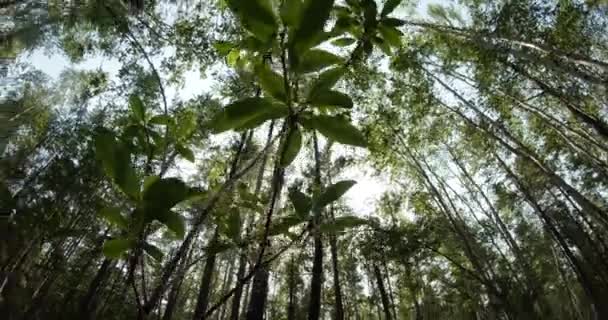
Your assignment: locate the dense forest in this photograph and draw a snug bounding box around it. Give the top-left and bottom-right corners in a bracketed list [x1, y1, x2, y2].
[1, 0, 608, 319]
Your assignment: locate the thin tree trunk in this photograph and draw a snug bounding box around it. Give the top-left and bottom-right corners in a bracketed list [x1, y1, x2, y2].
[192, 230, 219, 320]
[495, 153, 608, 319]
[80, 258, 114, 319]
[245, 267, 270, 320]
[287, 257, 296, 320]
[307, 132, 325, 320]
[162, 248, 192, 320]
[231, 123, 275, 320]
[328, 225, 344, 320]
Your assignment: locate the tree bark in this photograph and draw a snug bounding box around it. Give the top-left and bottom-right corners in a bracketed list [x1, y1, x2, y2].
[245, 267, 270, 320]
[329, 228, 344, 320]
[79, 258, 114, 319]
[373, 264, 392, 320]
[192, 230, 219, 320]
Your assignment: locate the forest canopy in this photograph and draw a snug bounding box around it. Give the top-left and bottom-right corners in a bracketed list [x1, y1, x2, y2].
[1, 0, 608, 319]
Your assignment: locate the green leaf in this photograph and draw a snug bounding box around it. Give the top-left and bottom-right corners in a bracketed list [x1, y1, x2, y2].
[302, 115, 367, 147]
[380, 17, 405, 27]
[103, 238, 135, 259]
[309, 67, 346, 97]
[297, 49, 343, 74]
[378, 25, 403, 47]
[176, 144, 195, 162]
[213, 41, 234, 56]
[289, 189, 312, 218]
[207, 241, 235, 255]
[280, 0, 303, 26]
[332, 37, 356, 47]
[320, 215, 367, 233]
[308, 90, 353, 109]
[226, 49, 240, 66]
[270, 215, 307, 236]
[95, 129, 140, 199]
[255, 65, 287, 101]
[226, 0, 278, 42]
[291, 0, 336, 52]
[156, 210, 185, 239]
[225, 209, 242, 243]
[99, 207, 128, 229]
[373, 36, 392, 55]
[315, 180, 357, 208]
[280, 126, 302, 166]
[142, 176, 159, 193]
[149, 115, 172, 125]
[381, 0, 402, 17]
[129, 95, 145, 122]
[143, 178, 189, 214]
[209, 98, 287, 133]
[144, 242, 164, 261]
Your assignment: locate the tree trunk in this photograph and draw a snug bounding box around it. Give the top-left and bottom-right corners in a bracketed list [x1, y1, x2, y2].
[245, 267, 270, 320]
[307, 132, 325, 320]
[329, 230, 344, 320]
[80, 258, 114, 319]
[287, 257, 296, 320]
[495, 154, 608, 319]
[162, 248, 191, 320]
[307, 234, 324, 320]
[373, 264, 392, 320]
[192, 230, 219, 320]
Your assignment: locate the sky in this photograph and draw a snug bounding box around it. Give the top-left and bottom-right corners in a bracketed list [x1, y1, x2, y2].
[17, 0, 452, 217]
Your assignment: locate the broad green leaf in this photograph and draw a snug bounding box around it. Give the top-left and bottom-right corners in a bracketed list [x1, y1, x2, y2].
[280, 126, 302, 166]
[280, 0, 303, 26]
[99, 207, 128, 229]
[297, 49, 343, 74]
[225, 209, 242, 243]
[208, 241, 235, 255]
[378, 25, 403, 47]
[131, 208, 146, 234]
[103, 238, 135, 259]
[380, 17, 405, 27]
[236, 103, 289, 131]
[156, 210, 185, 239]
[149, 115, 172, 125]
[315, 180, 357, 208]
[255, 65, 287, 101]
[129, 95, 145, 122]
[209, 98, 286, 133]
[308, 90, 353, 109]
[309, 67, 346, 97]
[289, 189, 312, 218]
[373, 36, 392, 55]
[303, 115, 367, 147]
[144, 242, 164, 261]
[332, 37, 357, 47]
[291, 0, 336, 52]
[176, 144, 195, 162]
[320, 215, 367, 233]
[226, 0, 278, 42]
[143, 178, 189, 214]
[142, 176, 159, 194]
[381, 0, 402, 17]
[213, 41, 234, 56]
[240, 36, 268, 52]
[363, 0, 378, 29]
[270, 215, 307, 236]
[0, 182, 14, 210]
[95, 129, 139, 199]
[226, 49, 240, 66]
